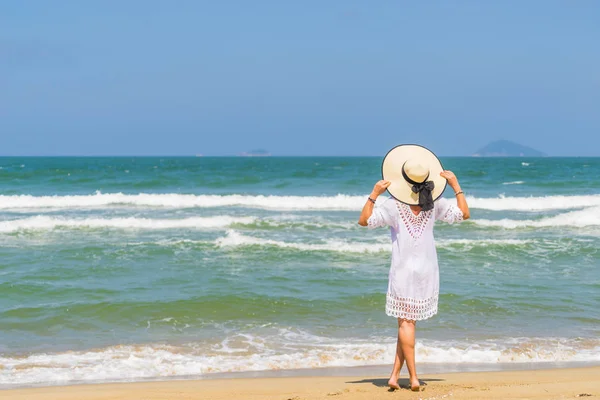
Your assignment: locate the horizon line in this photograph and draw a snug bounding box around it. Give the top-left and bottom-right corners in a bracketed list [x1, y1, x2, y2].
[0, 154, 591, 158]
[0, 154, 563, 158]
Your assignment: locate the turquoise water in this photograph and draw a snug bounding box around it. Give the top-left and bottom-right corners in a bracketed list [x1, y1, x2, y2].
[0, 157, 599, 385]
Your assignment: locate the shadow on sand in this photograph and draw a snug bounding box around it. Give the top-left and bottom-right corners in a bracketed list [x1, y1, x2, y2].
[346, 378, 445, 391]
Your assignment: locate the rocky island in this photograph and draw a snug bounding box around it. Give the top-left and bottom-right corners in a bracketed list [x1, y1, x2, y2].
[472, 140, 546, 157]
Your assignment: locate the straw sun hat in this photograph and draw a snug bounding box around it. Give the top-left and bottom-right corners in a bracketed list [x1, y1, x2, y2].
[381, 144, 447, 211]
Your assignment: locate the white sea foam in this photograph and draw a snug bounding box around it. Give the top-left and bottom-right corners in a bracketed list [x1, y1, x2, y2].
[0, 216, 255, 233]
[502, 181, 524, 185]
[468, 194, 600, 211]
[0, 193, 365, 211]
[474, 206, 600, 229]
[2, 192, 600, 212]
[215, 230, 390, 253]
[125, 235, 533, 254]
[0, 336, 598, 386]
[215, 232, 536, 253]
[436, 239, 533, 248]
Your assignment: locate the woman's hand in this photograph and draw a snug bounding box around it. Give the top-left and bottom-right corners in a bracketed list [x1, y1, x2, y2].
[440, 170, 459, 190]
[440, 170, 470, 220]
[371, 180, 391, 198]
[359, 180, 391, 226]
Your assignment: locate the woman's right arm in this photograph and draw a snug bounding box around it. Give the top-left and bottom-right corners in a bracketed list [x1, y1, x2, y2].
[358, 180, 391, 226]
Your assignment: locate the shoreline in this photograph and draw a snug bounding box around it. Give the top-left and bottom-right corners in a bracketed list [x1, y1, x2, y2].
[3, 366, 599, 400]
[3, 360, 599, 391]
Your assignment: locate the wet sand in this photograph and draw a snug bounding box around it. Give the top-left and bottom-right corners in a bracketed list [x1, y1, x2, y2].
[4, 366, 599, 400]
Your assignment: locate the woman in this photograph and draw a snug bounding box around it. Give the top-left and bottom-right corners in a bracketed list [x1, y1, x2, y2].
[358, 145, 470, 391]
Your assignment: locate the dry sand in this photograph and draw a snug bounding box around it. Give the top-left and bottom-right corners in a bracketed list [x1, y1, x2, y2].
[3, 366, 599, 400]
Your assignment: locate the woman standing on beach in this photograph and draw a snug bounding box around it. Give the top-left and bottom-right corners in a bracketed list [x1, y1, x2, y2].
[358, 145, 470, 391]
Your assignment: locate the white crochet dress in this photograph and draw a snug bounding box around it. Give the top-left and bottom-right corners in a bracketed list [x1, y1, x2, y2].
[368, 197, 464, 321]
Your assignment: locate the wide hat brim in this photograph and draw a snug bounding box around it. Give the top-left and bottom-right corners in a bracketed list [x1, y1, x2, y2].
[381, 144, 447, 205]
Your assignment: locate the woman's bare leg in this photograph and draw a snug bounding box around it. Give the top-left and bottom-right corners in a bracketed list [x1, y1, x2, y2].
[388, 320, 405, 389]
[399, 319, 420, 390]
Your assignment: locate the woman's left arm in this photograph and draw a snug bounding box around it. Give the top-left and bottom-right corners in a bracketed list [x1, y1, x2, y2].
[440, 170, 470, 220]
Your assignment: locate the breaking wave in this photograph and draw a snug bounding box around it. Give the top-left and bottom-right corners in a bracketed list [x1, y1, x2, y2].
[0, 216, 255, 233]
[2, 192, 600, 212]
[215, 230, 389, 253]
[473, 207, 600, 229]
[1, 334, 598, 386]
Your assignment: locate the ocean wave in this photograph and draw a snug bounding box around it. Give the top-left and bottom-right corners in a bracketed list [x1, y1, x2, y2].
[2, 192, 600, 212]
[468, 194, 600, 211]
[436, 239, 533, 249]
[0, 193, 364, 211]
[215, 231, 535, 253]
[473, 207, 600, 229]
[0, 216, 256, 233]
[1, 335, 598, 386]
[115, 235, 535, 255]
[0, 215, 355, 234]
[215, 230, 390, 253]
[2, 212, 597, 235]
[502, 181, 524, 185]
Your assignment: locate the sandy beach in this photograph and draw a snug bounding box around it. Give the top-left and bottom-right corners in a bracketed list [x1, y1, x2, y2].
[4, 366, 599, 400]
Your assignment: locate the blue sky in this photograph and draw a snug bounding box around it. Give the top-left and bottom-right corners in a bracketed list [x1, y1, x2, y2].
[1, 1, 599, 156]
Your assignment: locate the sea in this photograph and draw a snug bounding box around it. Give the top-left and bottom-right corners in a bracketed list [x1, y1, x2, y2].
[0, 156, 599, 387]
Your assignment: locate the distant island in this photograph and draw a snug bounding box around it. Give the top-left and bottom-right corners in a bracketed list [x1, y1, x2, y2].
[238, 149, 271, 157]
[472, 140, 546, 157]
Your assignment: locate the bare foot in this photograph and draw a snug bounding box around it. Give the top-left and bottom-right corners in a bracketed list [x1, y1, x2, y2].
[387, 378, 400, 390]
[410, 378, 421, 391]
